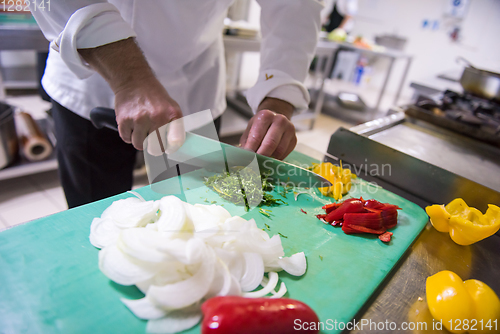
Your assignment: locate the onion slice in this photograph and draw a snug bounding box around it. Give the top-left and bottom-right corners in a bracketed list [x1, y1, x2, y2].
[243, 271, 279, 298]
[99, 245, 159, 286]
[278, 252, 307, 276]
[147, 247, 216, 310]
[271, 282, 287, 299]
[240, 252, 264, 292]
[121, 296, 167, 320]
[156, 196, 188, 235]
[89, 217, 121, 249]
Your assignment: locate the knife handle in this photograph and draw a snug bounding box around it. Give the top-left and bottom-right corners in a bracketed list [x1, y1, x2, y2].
[90, 107, 118, 131]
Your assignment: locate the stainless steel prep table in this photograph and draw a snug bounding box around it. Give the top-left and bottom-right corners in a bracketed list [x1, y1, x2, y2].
[327, 111, 500, 333]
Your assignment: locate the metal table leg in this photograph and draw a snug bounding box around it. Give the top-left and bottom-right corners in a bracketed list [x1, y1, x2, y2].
[310, 50, 336, 129]
[394, 57, 413, 106]
[375, 57, 395, 111]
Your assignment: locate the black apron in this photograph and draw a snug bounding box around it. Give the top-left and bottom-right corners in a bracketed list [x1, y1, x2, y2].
[325, 3, 344, 33]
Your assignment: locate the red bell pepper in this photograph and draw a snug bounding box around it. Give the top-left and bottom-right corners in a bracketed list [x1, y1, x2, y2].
[325, 199, 365, 222]
[342, 224, 386, 235]
[201, 296, 320, 334]
[378, 231, 393, 242]
[343, 212, 383, 230]
[316, 197, 401, 243]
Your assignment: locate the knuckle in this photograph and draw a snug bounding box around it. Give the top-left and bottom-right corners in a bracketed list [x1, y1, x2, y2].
[256, 110, 274, 122]
[266, 137, 280, 148]
[274, 146, 286, 158]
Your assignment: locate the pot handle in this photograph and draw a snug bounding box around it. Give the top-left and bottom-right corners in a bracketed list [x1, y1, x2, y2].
[456, 56, 476, 69]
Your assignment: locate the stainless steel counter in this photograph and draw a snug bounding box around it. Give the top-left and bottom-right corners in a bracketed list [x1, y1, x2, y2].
[329, 112, 500, 333]
[353, 110, 500, 193]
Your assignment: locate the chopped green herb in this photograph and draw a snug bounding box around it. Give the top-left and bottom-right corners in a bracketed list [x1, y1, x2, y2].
[186, 188, 190, 190]
[211, 200, 217, 204]
[319, 255, 323, 261]
[264, 223, 271, 230]
[204, 167, 285, 210]
[259, 208, 272, 218]
[280, 183, 293, 198]
[204, 198, 209, 203]
[278, 232, 288, 238]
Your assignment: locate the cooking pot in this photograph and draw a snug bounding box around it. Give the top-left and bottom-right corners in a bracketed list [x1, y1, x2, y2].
[0, 102, 19, 169]
[458, 57, 500, 101]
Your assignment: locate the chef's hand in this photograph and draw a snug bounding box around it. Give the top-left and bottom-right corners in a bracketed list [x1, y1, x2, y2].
[114, 77, 184, 151]
[240, 97, 296, 160]
[79, 37, 184, 151]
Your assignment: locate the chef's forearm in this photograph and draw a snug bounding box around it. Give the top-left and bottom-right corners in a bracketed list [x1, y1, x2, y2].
[258, 97, 294, 120]
[78, 37, 155, 93]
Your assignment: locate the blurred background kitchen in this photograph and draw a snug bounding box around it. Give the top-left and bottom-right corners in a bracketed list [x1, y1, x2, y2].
[1, 0, 499, 228]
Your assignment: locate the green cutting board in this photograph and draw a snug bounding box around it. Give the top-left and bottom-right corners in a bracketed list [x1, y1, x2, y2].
[0, 151, 428, 334]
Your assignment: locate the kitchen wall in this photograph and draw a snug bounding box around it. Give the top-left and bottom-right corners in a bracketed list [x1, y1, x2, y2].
[240, 0, 500, 99]
[352, 0, 500, 95]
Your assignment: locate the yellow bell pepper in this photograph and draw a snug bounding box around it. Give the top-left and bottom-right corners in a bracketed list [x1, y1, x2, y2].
[463, 279, 500, 334]
[426, 270, 500, 334]
[311, 162, 355, 201]
[425, 198, 500, 245]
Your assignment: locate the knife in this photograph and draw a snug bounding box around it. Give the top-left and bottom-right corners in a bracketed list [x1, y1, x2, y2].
[89, 107, 332, 189]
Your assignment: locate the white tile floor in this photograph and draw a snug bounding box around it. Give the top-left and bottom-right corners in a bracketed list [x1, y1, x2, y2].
[0, 95, 353, 231]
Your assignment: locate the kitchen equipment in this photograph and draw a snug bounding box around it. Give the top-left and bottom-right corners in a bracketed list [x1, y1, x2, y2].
[0, 101, 18, 169]
[15, 111, 53, 161]
[0, 149, 428, 334]
[89, 107, 332, 191]
[457, 57, 500, 101]
[405, 90, 500, 147]
[375, 34, 407, 51]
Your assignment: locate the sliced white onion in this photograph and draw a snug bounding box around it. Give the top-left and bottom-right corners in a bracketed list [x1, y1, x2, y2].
[243, 271, 279, 298]
[215, 259, 232, 296]
[146, 309, 202, 334]
[186, 204, 221, 234]
[101, 197, 159, 229]
[147, 247, 216, 310]
[270, 282, 287, 299]
[214, 248, 244, 281]
[240, 252, 264, 292]
[156, 196, 189, 236]
[117, 228, 171, 263]
[121, 296, 168, 320]
[127, 190, 146, 202]
[136, 278, 153, 294]
[89, 217, 121, 249]
[99, 245, 159, 286]
[222, 216, 247, 232]
[197, 204, 231, 223]
[278, 252, 307, 276]
[91, 194, 310, 333]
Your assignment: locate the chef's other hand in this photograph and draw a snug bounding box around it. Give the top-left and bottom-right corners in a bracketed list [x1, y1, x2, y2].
[240, 97, 296, 160]
[79, 38, 183, 151]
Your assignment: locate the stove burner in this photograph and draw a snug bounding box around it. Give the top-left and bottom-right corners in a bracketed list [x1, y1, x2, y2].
[416, 90, 500, 133]
[408, 90, 500, 146]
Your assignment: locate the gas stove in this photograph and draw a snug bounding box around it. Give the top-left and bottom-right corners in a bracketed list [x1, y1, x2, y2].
[404, 90, 500, 147]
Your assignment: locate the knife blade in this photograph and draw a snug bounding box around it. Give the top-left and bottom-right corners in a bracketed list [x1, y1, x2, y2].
[89, 107, 332, 188]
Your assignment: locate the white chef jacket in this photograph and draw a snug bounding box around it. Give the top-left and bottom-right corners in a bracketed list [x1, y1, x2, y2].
[28, 0, 323, 122]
